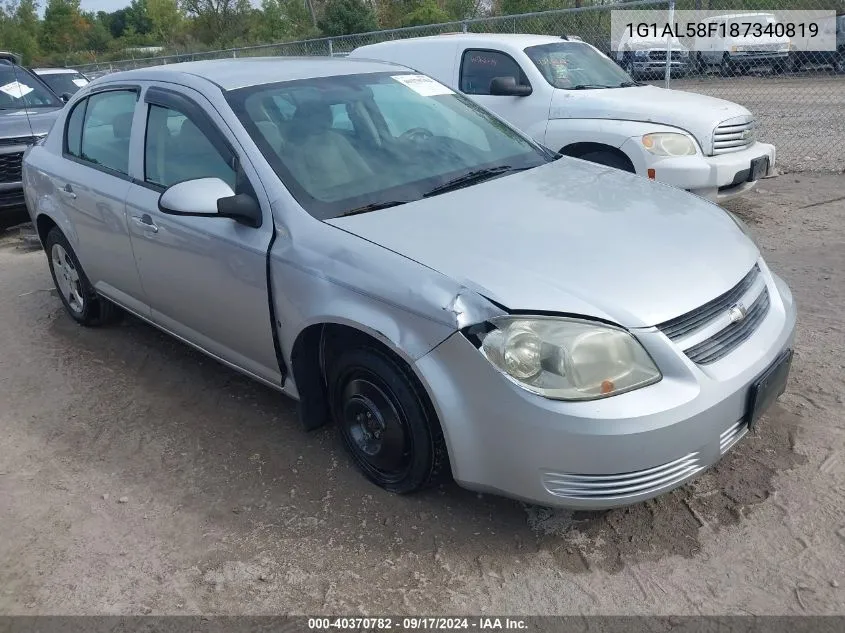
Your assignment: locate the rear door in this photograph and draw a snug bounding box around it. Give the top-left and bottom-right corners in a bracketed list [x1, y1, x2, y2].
[55, 86, 148, 314]
[124, 84, 280, 385]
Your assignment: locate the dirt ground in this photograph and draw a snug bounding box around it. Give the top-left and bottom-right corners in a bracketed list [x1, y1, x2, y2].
[0, 173, 843, 616]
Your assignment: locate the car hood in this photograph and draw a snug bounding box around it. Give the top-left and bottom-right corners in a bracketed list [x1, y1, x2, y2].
[0, 107, 62, 138]
[549, 85, 750, 152]
[328, 159, 759, 328]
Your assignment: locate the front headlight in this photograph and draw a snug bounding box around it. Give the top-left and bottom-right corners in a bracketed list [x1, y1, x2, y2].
[641, 132, 697, 156]
[473, 316, 661, 401]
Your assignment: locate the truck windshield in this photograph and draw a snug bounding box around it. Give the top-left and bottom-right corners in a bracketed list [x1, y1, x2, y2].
[524, 42, 634, 89]
[227, 72, 551, 220]
[0, 65, 63, 109]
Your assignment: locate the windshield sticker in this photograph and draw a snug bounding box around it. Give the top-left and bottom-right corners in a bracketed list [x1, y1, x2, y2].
[0, 81, 34, 99]
[391, 74, 454, 97]
[72, 78, 89, 87]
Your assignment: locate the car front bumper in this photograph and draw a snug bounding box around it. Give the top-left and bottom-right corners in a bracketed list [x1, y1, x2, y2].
[620, 139, 776, 203]
[414, 266, 796, 509]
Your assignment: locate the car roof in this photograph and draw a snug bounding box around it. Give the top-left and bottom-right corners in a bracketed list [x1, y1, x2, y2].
[32, 67, 81, 75]
[355, 33, 566, 51]
[94, 57, 411, 91]
[704, 12, 775, 21]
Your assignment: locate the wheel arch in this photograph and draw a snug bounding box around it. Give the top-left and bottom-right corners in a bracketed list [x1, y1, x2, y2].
[560, 142, 636, 171]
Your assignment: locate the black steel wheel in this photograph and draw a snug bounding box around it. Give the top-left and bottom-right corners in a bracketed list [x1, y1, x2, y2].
[328, 345, 448, 494]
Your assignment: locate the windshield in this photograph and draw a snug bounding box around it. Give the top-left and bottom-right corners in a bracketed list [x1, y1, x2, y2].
[38, 72, 89, 97]
[226, 72, 550, 220]
[0, 65, 63, 109]
[524, 42, 634, 89]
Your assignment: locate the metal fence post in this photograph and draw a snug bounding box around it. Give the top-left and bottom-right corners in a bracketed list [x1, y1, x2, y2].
[664, 0, 675, 88]
[328, 38, 334, 57]
[461, 22, 467, 33]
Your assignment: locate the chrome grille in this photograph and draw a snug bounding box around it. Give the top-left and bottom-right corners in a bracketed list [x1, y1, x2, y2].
[0, 135, 37, 147]
[0, 151, 24, 183]
[658, 265, 771, 365]
[542, 452, 703, 500]
[685, 289, 770, 364]
[712, 116, 756, 155]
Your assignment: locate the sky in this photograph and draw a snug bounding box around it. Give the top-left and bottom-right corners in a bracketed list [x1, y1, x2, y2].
[80, 0, 131, 11]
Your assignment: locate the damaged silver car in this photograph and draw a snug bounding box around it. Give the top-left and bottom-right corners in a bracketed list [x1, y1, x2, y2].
[22, 58, 796, 509]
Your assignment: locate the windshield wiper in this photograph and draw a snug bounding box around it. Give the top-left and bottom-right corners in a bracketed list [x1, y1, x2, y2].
[422, 166, 526, 198]
[618, 81, 644, 87]
[337, 200, 412, 218]
[570, 84, 611, 90]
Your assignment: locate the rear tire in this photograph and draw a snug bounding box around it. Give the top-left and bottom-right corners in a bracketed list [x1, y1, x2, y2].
[45, 227, 121, 326]
[578, 150, 635, 173]
[327, 344, 448, 494]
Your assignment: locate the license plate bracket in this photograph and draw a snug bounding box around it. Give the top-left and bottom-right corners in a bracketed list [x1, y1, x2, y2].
[748, 156, 769, 182]
[746, 349, 793, 430]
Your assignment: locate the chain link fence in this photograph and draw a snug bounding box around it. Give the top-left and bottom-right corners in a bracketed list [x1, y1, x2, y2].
[73, 1, 845, 173]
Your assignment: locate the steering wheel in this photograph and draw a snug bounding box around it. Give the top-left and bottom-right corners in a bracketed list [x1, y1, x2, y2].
[400, 127, 434, 143]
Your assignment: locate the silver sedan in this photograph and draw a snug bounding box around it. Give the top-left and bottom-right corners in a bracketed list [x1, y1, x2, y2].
[22, 58, 796, 509]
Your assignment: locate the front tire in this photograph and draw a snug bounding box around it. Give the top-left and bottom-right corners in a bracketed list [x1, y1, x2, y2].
[45, 227, 120, 326]
[327, 345, 448, 494]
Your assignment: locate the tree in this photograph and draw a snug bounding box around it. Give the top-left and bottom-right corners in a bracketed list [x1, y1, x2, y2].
[83, 11, 112, 51]
[0, 0, 41, 63]
[147, 0, 183, 44]
[317, 0, 377, 36]
[124, 0, 153, 35]
[40, 0, 89, 55]
[402, 0, 450, 26]
[181, 0, 253, 45]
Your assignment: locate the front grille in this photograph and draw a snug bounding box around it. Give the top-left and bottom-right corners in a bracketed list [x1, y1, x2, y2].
[0, 151, 24, 183]
[648, 50, 667, 61]
[542, 452, 703, 500]
[712, 116, 756, 155]
[658, 265, 771, 364]
[684, 289, 770, 364]
[0, 135, 37, 147]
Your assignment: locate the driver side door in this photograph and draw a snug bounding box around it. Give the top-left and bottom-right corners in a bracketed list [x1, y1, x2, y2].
[456, 47, 550, 142]
[124, 83, 281, 386]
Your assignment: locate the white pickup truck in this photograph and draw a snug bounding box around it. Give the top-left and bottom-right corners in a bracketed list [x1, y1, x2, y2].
[351, 33, 776, 202]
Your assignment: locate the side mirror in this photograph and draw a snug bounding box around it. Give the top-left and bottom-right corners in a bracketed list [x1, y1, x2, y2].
[158, 177, 262, 228]
[60, 92, 73, 103]
[489, 76, 532, 97]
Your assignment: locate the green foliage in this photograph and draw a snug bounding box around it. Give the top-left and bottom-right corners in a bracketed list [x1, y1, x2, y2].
[40, 0, 88, 54]
[317, 0, 377, 36]
[402, 0, 450, 26]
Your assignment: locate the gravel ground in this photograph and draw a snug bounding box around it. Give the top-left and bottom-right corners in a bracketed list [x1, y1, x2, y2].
[0, 173, 844, 615]
[660, 72, 845, 174]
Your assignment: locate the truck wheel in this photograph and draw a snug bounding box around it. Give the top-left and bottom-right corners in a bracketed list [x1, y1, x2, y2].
[578, 151, 635, 173]
[45, 227, 120, 326]
[327, 344, 448, 494]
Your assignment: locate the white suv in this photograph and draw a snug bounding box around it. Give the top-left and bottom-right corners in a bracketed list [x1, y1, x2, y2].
[351, 33, 776, 202]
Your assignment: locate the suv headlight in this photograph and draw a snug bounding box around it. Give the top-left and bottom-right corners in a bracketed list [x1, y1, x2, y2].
[472, 316, 661, 401]
[641, 132, 697, 156]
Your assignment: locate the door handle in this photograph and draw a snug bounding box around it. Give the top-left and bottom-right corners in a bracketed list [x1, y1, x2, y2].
[132, 214, 159, 233]
[60, 184, 76, 199]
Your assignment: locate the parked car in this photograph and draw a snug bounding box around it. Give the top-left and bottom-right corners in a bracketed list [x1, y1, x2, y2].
[23, 58, 796, 509]
[788, 13, 845, 72]
[0, 58, 64, 230]
[31, 67, 90, 101]
[614, 34, 692, 78]
[350, 34, 776, 202]
[695, 13, 790, 75]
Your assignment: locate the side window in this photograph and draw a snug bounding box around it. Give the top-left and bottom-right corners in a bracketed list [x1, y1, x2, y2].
[460, 49, 529, 95]
[79, 90, 137, 174]
[65, 99, 86, 157]
[144, 103, 236, 189]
